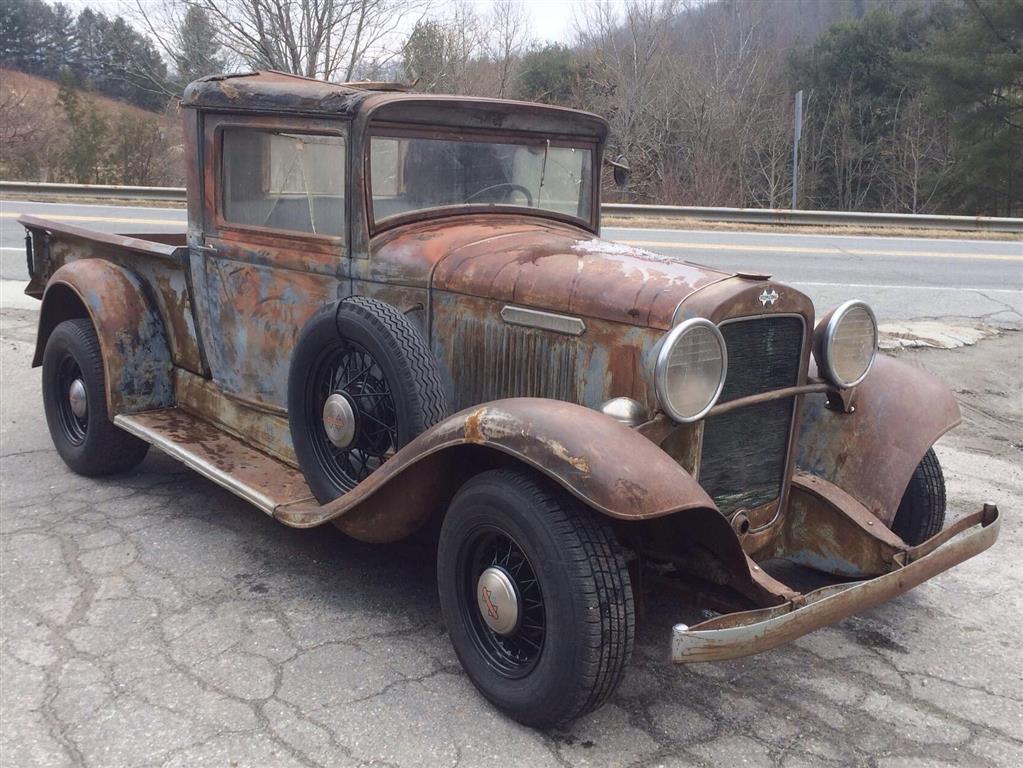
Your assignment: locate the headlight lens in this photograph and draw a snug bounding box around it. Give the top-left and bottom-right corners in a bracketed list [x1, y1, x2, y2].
[816, 300, 878, 388]
[655, 318, 727, 422]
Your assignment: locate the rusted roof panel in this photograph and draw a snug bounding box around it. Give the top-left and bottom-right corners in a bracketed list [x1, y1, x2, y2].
[182, 70, 375, 116]
[181, 71, 609, 138]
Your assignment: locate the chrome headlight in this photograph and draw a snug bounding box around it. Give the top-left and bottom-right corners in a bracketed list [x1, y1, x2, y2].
[815, 300, 878, 388]
[654, 318, 727, 423]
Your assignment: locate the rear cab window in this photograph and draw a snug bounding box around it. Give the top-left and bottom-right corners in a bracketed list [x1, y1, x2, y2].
[221, 128, 346, 237]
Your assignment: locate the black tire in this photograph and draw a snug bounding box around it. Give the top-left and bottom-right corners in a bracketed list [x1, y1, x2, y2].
[437, 469, 635, 728]
[891, 448, 946, 545]
[41, 318, 149, 476]
[288, 296, 447, 503]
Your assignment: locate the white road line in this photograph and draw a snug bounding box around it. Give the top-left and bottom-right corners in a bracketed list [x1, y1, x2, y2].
[617, 238, 1022, 262]
[790, 281, 1022, 294]
[607, 226, 1023, 248]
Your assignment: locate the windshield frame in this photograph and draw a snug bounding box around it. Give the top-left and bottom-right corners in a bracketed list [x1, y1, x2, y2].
[364, 122, 600, 235]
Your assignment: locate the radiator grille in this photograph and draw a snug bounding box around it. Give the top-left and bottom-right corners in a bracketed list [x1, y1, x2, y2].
[450, 319, 580, 410]
[699, 316, 804, 514]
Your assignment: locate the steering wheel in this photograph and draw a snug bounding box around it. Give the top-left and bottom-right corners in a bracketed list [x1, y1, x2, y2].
[465, 183, 534, 206]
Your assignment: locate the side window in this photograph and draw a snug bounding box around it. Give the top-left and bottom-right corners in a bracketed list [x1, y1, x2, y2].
[221, 128, 345, 237]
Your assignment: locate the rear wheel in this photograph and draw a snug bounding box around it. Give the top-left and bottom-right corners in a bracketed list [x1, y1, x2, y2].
[891, 448, 946, 545]
[41, 318, 149, 476]
[437, 469, 634, 728]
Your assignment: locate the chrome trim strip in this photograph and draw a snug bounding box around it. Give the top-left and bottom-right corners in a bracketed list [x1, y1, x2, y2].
[500, 305, 586, 336]
[114, 414, 280, 515]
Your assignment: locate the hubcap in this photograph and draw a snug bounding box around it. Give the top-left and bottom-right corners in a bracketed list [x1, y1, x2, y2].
[68, 379, 88, 419]
[476, 566, 520, 636]
[322, 393, 356, 448]
[458, 528, 546, 677]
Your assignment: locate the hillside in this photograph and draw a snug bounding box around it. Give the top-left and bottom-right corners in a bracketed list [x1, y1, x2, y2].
[0, 69, 184, 185]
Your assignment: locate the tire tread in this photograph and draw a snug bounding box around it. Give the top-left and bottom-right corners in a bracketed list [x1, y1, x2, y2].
[891, 448, 946, 545]
[444, 469, 634, 727]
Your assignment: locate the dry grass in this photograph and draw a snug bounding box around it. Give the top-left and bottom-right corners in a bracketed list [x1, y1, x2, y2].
[1, 193, 186, 209]
[0, 69, 183, 186]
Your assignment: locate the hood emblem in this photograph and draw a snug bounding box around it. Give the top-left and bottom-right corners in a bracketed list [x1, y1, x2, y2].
[759, 289, 779, 307]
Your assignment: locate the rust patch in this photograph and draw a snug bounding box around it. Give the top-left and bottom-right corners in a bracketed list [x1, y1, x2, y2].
[464, 407, 487, 443]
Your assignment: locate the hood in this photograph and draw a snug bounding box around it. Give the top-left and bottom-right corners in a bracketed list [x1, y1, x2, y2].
[373, 217, 734, 329]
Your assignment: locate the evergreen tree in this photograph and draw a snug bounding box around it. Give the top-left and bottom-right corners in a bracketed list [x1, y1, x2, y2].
[174, 6, 225, 87]
[514, 45, 579, 106]
[57, 76, 108, 183]
[909, 0, 1023, 215]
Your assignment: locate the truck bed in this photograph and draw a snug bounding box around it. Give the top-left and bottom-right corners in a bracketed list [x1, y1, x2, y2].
[20, 214, 188, 298]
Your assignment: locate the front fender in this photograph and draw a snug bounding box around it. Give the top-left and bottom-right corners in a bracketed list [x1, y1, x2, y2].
[34, 260, 174, 415]
[796, 355, 960, 526]
[276, 398, 719, 540]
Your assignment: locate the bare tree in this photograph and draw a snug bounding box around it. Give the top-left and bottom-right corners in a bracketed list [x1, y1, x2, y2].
[134, 0, 430, 83]
[401, 1, 532, 98]
[484, 1, 530, 98]
[881, 91, 955, 213]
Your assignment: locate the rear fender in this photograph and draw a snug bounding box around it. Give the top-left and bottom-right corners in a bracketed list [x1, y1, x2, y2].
[276, 397, 720, 536]
[34, 260, 174, 415]
[796, 355, 960, 526]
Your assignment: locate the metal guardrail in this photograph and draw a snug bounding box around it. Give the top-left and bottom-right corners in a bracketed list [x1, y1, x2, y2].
[4, 181, 1022, 233]
[2, 181, 187, 202]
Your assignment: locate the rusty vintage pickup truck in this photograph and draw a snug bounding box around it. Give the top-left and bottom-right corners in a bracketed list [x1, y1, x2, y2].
[21, 71, 1000, 728]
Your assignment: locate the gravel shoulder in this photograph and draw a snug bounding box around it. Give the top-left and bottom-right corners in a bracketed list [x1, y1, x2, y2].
[1, 306, 1020, 768]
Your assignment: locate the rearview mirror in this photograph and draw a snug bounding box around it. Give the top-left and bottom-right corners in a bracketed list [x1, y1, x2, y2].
[609, 156, 631, 187]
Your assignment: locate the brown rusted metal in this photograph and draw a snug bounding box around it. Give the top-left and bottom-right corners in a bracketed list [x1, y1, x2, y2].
[22, 216, 205, 378]
[765, 472, 907, 576]
[276, 398, 718, 536]
[115, 408, 313, 514]
[672, 505, 1000, 662]
[32, 259, 174, 414]
[796, 355, 962, 526]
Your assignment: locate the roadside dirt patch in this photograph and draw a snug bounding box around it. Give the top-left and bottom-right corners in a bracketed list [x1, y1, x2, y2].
[879, 321, 1003, 350]
[888, 331, 1022, 460]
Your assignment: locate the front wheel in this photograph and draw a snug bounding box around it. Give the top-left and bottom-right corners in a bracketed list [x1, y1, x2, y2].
[891, 448, 946, 545]
[437, 469, 635, 728]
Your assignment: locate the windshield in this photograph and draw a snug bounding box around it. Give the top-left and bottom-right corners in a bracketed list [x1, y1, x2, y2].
[369, 133, 593, 226]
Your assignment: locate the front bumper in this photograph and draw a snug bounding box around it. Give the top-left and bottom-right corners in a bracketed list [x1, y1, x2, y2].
[672, 504, 1000, 663]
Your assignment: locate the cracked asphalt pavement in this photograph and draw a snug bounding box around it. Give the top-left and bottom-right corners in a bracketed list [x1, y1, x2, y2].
[1, 305, 1021, 768]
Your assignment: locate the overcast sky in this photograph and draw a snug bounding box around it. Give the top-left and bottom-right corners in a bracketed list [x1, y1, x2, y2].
[67, 0, 624, 46]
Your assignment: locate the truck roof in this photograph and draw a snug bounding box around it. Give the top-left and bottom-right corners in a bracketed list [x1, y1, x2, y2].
[181, 70, 609, 139]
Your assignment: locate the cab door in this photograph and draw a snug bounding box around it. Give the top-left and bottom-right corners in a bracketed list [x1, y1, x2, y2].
[196, 115, 350, 411]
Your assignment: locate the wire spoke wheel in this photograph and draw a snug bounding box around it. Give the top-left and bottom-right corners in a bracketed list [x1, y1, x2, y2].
[457, 526, 546, 678]
[308, 340, 398, 492]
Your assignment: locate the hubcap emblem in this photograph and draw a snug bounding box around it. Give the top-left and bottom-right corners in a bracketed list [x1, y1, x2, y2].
[477, 567, 520, 636]
[68, 379, 88, 419]
[322, 393, 356, 448]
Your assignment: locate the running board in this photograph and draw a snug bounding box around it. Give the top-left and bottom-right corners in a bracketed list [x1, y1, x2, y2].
[114, 409, 315, 515]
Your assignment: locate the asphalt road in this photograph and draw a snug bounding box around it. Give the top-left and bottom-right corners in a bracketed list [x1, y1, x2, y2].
[2, 199, 1021, 327]
[1, 198, 1022, 765]
[2, 308, 1020, 767]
